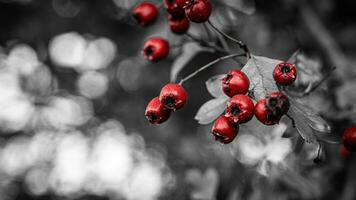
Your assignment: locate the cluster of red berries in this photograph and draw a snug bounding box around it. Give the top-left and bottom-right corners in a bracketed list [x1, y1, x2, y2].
[145, 83, 188, 124]
[133, 0, 213, 62]
[212, 62, 298, 144]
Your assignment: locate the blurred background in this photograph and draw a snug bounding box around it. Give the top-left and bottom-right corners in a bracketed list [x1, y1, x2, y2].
[0, 0, 356, 200]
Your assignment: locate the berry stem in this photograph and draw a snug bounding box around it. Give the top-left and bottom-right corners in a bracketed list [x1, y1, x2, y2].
[207, 20, 251, 59]
[179, 53, 244, 85]
[286, 113, 296, 128]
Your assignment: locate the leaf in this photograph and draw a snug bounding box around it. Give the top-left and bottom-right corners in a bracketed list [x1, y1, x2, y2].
[170, 42, 209, 82]
[242, 55, 281, 100]
[288, 108, 318, 144]
[205, 74, 226, 98]
[195, 98, 228, 125]
[221, 0, 256, 15]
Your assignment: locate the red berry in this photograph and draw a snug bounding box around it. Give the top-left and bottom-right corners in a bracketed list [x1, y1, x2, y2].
[168, 15, 190, 34]
[145, 97, 171, 124]
[273, 62, 297, 86]
[164, 0, 185, 16]
[176, 0, 188, 7]
[143, 37, 170, 61]
[225, 95, 254, 124]
[221, 70, 250, 97]
[212, 116, 239, 144]
[340, 145, 352, 159]
[266, 92, 290, 116]
[132, 2, 158, 26]
[254, 99, 280, 125]
[342, 127, 356, 152]
[159, 83, 188, 110]
[185, 0, 212, 23]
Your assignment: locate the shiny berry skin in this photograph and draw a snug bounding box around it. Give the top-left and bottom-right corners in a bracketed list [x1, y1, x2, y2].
[225, 95, 254, 124]
[132, 2, 158, 26]
[159, 83, 188, 110]
[143, 38, 169, 61]
[222, 70, 250, 97]
[176, 0, 188, 7]
[342, 127, 356, 152]
[273, 62, 297, 86]
[185, 0, 212, 23]
[168, 15, 190, 34]
[254, 99, 280, 125]
[340, 145, 352, 159]
[164, 0, 185, 17]
[212, 116, 239, 144]
[266, 92, 290, 117]
[145, 97, 171, 124]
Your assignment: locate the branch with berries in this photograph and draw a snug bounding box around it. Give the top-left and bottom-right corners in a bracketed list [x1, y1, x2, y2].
[133, 0, 356, 157]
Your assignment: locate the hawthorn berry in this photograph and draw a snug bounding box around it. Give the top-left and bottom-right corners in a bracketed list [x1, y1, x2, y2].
[222, 70, 250, 97]
[132, 2, 158, 26]
[273, 62, 297, 86]
[159, 83, 188, 110]
[212, 115, 239, 144]
[342, 127, 356, 152]
[266, 92, 290, 117]
[143, 37, 170, 61]
[164, 0, 185, 17]
[168, 15, 190, 34]
[145, 97, 171, 124]
[176, 0, 188, 7]
[225, 94, 254, 124]
[254, 99, 280, 126]
[185, 0, 212, 23]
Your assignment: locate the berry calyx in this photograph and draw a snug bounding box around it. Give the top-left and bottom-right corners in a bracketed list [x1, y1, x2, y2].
[159, 83, 188, 110]
[212, 115, 239, 144]
[266, 92, 290, 117]
[225, 94, 254, 124]
[143, 37, 170, 61]
[221, 70, 250, 97]
[164, 0, 185, 17]
[132, 2, 158, 26]
[184, 0, 212, 23]
[145, 97, 171, 124]
[168, 15, 190, 34]
[342, 127, 356, 152]
[273, 62, 297, 86]
[254, 99, 280, 125]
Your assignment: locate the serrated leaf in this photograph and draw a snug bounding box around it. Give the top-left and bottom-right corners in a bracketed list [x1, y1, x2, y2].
[288, 108, 318, 144]
[205, 74, 226, 98]
[170, 42, 209, 82]
[221, 0, 256, 15]
[242, 55, 281, 100]
[195, 98, 228, 125]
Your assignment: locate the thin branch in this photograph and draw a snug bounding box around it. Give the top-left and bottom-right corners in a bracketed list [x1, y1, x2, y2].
[179, 53, 244, 85]
[207, 20, 251, 59]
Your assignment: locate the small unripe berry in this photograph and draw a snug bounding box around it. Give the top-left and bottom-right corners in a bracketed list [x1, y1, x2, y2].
[164, 0, 185, 17]
[254, 99, 280, 125]
[212, 115, 239, 144]
[132, 2, 158, 26]
[342, 127, 356, 152]
[225, 95, 254, 124]
[168, 15, 190, 34]
[222, 70, 250, 97]
[273, 62, 297, 86]
[185, 0, 212, 23]
[159, 83, 188, 110]
[266, 92, 290, 117]
[143, 37, 170, 61]
[145, 97, 171, 124]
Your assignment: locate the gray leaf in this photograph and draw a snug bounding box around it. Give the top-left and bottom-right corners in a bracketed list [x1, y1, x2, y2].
[195, 98, 228, 125]
[288, 108, 318, 144]
[221, 0, 256, 15]
[205, 74, 226, 98]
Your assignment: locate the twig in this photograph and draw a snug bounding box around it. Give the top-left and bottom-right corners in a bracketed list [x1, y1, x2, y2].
[207, 20, 251, 59]
[179, 53, 244, 85]
[286, 113, 296, 128]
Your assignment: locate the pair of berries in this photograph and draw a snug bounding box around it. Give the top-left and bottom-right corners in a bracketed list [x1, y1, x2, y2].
[212, 70, 254, 144]
[164, 0, 190, 34]
[145, 83, 188, 124]
[273, 62, 297, 86]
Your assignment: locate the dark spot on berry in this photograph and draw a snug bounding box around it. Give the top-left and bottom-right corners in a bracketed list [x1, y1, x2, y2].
[164, 97, 176, 109]
[133, 14, 142, 24]
[224, 87, 231, 93]
[281, 65, 291, 73]
[144, 46, 154, 56]
[146, 113, 158, 123]
[231, 106, 241, 116]
[213, 132, 228, 142]
[268, 97, 278, 108]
